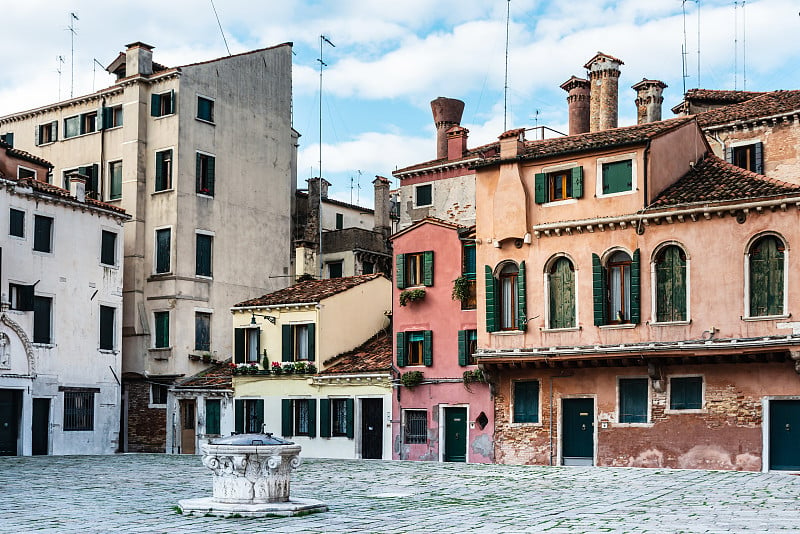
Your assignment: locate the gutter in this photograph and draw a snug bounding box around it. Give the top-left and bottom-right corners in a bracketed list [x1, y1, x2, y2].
[230, 302, 319, 313]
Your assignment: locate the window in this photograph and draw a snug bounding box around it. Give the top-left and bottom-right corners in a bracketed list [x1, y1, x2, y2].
[99, 305, 115, 350]
[548, 257, 576, 329]
[9, 283, 35, 311]
[601, 159, 633, 195]
[458, 329, 478, 366]
[655, 245, 687, 322]
[10, 208, 24, 238]
[331, 399, 349, 436]
[81, 112, 97, 135]
[281, 399, 316, 438]
[234, 327, 260, 363]
[619, 378, 648, 423]
[63, 391, 94, 431]
[460, 242, 476, 310]
[320, 398, 355, 438]
[109, 161, 122, 200]
[0, 132, 13, 146]
[327, 261, 343, 278]
[669, 376, 703, 410]
[196, 233, 213, 277]
[235, 399, 264, 434]
[33, 296, 52, 344]
[335, 213, 344, 230]
[512, 381, 539, 423]
[282, 324, 315, 362]
[103, 105, 123, 129]
[151, 90, 175, 117]
[64, 112, 97, 138]
[64, 116, 80, 138]
[727, 142, 763, 174]
[415, 184, 432, 207]
[17, 167, 36, 180]
[205, 399, 221, 435]
[396, 251, 434, 288]
[197, 96, 214, 123]
[153, 311, 169, 348]
[150, 384, 168, 406]
[196, 152, 215, 196]
[36, 121, 58, 145]
[748, 235, 785, 317]
[101, 230, 117, 266]
[362, 261, 374, 275]
[396, 330, 432, 367]
[195, 312, 211, 352]
[592, 250, 640, 326]
[155, 149, 172, 191]
[485, 261, 527, 332]
[534, 167, 583, 203]
[33, 215, 53, 253]
[155, 228, 171, 273]
[403, 410, 427, 444]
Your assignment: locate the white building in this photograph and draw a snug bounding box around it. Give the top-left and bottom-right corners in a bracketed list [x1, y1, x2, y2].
[1, 141, 128, 455]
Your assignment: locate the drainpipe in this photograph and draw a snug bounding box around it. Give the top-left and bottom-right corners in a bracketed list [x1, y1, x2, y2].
[642, 139, 650, 208]
[549, 371, 574, 466]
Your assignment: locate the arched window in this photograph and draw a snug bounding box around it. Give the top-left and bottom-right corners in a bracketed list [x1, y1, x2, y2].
[592, 249, 640, 326]
[499, 263, 519, 330]
[548, 257, 575, 329]
[608, 251, 632, 323]
[655, 245, 687, 322]
[485, 261, 527, 332]
[749, 236, 785, 317]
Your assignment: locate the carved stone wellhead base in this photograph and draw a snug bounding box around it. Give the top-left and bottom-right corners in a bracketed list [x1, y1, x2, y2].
[178, 433, 327, 518]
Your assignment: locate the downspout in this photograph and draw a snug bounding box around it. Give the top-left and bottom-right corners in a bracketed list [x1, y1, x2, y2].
[642, 139, 650, 208]
[100, 97, 106, 199]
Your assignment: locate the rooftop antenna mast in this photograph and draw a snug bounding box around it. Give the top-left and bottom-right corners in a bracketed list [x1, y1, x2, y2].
[56, 56, 65, 100]
[742, 0, 747, 90]
[734, 1, 739, 90]
[92, 59, 105, 91]
[67, 12, 79, 98]
[503, 0, 511, 131]
[357, 169, 362, 205]
[317, 34, 335, 278]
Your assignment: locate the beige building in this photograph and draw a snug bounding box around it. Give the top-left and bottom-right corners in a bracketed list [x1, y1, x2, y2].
[0, 41, 297, 451]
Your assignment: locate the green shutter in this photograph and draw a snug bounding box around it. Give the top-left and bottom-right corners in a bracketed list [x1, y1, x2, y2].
[155, 151, 165, 190]
[754, 142, 764, 174]
[534, 172, 547, 204]
[307, 399, 317, 438]
[34, 124, 40, 145]
[550, 258, 576, 329]
[619, 378, 648, 423]
[656, 246, 687, 322]
[205, 399, 221, 435]
[513, 381, 540, 423]
[207, 156, 215, 196]
[234, 328, 245, 363]
[396, 332, 407, 367]
[396, 254, 406, 289]
[196, 234, 212, 276]
[234, 399, 244, 434]
[592, 253, 607, 326]
[281, 399, 293, 437]
[750, 237, 784, 317]
[422, 330, 433, 366]
[517, 261, 527, 331]
[485, 265, 497, 332]
[151, 93, 160, 117]
[307, 323, 316, 361]
[102, 107, 111, 129]
[423, 251, 434, 286]
[254, 399, 264, 433]
[345, 398, 355, 439]
[282, 325, 292, 361]
[319, 399, 331, 438]
[196, 153, 201, 193]
[52, 121, 58, 141]
[571, 167, 583, 198]
[458, 330, 467, 366]
[631, 249, 641, 324]
[602, 160, 632, 194]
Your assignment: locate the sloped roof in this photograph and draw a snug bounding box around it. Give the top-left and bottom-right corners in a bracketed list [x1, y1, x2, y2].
[696, 90, 800, 128]
[389, 216, 469, 241]
[174, 361, 232, 390]
[647, 155, 800, 209]
[234, 273, 385, 308]
[1, 140, 53, 168]
[685, 89, 765, 104]
[2, 175, 128, 217]
[394, 141, 499, 175]
[320, 331, 393, 375]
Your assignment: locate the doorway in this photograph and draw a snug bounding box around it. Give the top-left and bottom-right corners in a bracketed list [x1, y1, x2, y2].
[361, 398, 383, 459]
[0, 389, 21, 455]
[180, 399, 196, 454]
[769, 399, 800, 470]
[561, 398, 594, 466]
[32, 398, 50, 455]
[443, 406, 467, 462]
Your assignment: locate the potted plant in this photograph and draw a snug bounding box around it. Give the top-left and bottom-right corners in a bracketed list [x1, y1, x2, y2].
[294, 361, 307, 374]
[248, 363, 259, 375]
[462, 369, 487, 392]
[282, 362, 295, 374]
[189, 354, 201, 362]
[400, 370, 424, 388]
[399, 288, 426, 306]
[451, 275, 471, 302]
[201, 353, 212, 364]
[306, 362, 317, 374]
[271, 361, 283, 375]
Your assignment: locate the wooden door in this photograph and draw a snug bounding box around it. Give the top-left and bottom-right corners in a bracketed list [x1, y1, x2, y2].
[444, 407, 467, 462]
[32, 398, 50, 455]
[361, 398, 383, 459]
[0, 390, 20, 455]
[562, 398, 594, 465]
[769, 400, 800, 470]
[180, 399, 196, 454]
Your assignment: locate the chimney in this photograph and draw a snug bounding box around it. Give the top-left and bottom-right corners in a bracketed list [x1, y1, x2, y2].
[125, 41, 154, 77]
[68, 172, 87, 203]
[430, 97, 465, 159]
[559, 76, 591, 135]
[372, 176, 391, 238]
[446, 126, 469, 161]
[632, 79, 667, 124]
[499, 128, 525, 159]
[304, 177, 330, 242]
[584, 52, 624, 132]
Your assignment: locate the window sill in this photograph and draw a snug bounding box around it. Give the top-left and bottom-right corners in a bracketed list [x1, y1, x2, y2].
[148, 403, 167, 409]
[491, 330, 525, 336]
[196, 193, 214, 199]
[613, 422, 654, 427]
[32, 343, 55, 348]
[9, 235, 25, 241]
[195, 274, 213, 281]
[149, 272, 173, 279]
[541, 198, 578, 207]
[413, 204, 433, 209]
[650, 320, 691, 327]
[100, 263, 120, 270]
[35, 141, 56, 147]
[542, 326, 581, 333]
[509, 422, 542, 427]
[32, 249, 53, 256]
[742, 314, 791, 322]
[153, 113, 176, 120]
[152, 188, 174, 196]
[195, 118, 215, 126]
[149, 347, 172, 361]
[98, 349, 117, 355]
[598, 323, 636, 330]
[107, 197, 122, 203]
[63, 130, 100, 140]
[665, 408, 705, 415]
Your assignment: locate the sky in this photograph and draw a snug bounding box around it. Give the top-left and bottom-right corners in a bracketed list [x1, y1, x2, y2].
[1, 0, 799, 208]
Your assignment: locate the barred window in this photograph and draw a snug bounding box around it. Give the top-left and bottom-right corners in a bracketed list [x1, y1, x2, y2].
[403, 410, 427, 444]
[64, 391, 94, 431]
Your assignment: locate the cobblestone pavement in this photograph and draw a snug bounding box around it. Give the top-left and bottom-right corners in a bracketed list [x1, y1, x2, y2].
[1, 454, 798, 533]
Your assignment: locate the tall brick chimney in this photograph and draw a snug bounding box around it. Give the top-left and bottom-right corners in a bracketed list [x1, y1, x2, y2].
[431, 97, 465, 160]
[560, 76, 591, 135]
[584, 52, 624, 132]
[125, 42, 154, 77]
[446, 126, 469, 161]
[632, 79, 667, 124]
[304, 177, 330, 243]
[372, 176, 391, 238]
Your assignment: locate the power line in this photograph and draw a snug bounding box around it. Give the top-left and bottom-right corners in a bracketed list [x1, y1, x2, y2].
[210, 0, 231, 56]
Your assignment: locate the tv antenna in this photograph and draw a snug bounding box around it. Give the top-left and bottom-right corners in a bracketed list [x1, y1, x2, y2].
[67, 12, 79, 98]
[56, 56, 65, 100]
[503, 0, 511, 131]
[92, 59, 105, 91]
[681, 0, 700, 95]
[317, 34, 335, 278]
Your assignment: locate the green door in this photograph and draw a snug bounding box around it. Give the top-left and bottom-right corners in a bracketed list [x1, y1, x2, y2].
[562, 398, 594, 465]
[32, 398, 50, 455]
[444, 407, 467, 462]
[769, 400, 800, 470]
[0, 389, 21, 456]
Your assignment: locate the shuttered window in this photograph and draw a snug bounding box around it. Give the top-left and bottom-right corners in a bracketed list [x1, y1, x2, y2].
[593, 250, 640, 325]
[655, 246, 687, 322]
[548, 257, 575, 329]
[749, 236, 784, 317]
[155, 149, 172, 191]
[99, 305, 115, 350]
[396, 251, 434, 288]
[727, 142, 763, 174]
[195, 312, 211, 351]
[33, 215, 53, 253]
[236, 399, 264, 434]
[461, 243, 477, 310]
[196, 233, 213, 277]
[513, 381, 539, 423]
[10, 208, 24, 237]
[151, 90, 175, 117]
[155, 228, 171, 273]
[154, 311, 169, 348]
[415, 184, 432, 206]
[281, 399, 316, 438]
[619, 378, 648, 423]
[397, 330, 432, 367]
[9, 283, 35, 311]
[535, 167, 584, 203]
[601, 160, 633, 194]
[196, 152, 215, 196]
[197, 96, 214, 122]
[205, 399, 221, 435]
[101, 230, 117, 266]
[109, 161, 122, 200]
[458, 329, 477, 366]
[321, 398, 354, 438]
[670, 377, 703, 410]
[281, 324, 315, 362]
[33, 295, 52, 344]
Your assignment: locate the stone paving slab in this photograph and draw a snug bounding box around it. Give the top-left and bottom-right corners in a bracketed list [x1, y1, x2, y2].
[0, 455, 798, 533]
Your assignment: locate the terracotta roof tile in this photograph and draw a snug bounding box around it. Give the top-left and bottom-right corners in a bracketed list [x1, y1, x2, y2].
[5, 175, 128, 216]
[648, 155, 800, 209]
[175, 361, 233, 389]
[394, 141, 500, 175]
[234, 273, 385, 308]
[320, 331, 393, 374]
[696, 90, 800, 127]
[1, 140, 53, 168]
[684, 89, 766, 104]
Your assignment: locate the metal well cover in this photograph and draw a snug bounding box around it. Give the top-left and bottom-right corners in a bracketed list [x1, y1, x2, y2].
[211, 433, 294, 446]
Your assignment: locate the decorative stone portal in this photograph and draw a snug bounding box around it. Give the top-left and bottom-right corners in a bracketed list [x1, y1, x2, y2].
[178, 433, 327, 517]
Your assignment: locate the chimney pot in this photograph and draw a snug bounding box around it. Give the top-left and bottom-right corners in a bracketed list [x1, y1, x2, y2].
[446, 126, 469, 160]
[560, 76, 591, 135]
[125, 41, 154, 77]
[632, 79, 667, 124]
[68, 172, 87, 203]
[584, 52, 624, 132]
[431, 97, 465, 159]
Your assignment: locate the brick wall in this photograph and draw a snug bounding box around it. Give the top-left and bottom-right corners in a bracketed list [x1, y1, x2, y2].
[125, 379, 167, 453]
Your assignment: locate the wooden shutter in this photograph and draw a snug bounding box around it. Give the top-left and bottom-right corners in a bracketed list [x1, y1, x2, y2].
[151, 93, 161, 117]
[307, 399, 317, 438]
[516, 261, 527, 331]
[196, 234, 211, 276]
[534, 172, 547, 204]
[396, 332, 407, 367]
[422, 330, 433, 366]
[17, 284, 36, 311]
[254, 399, 264, 433]
[754, 142, 763, 174]
[571, 167, 583, 198]
[99, 306, 114, 350]
[549, 258, 576, 329]
[281, 399, 293, 437]
[196, 153, 201, 193]
[592, 253, 607, 326]
[485, 265, 497, 332]
[458, 330, 467, 366]
[345, 398, 355, 439]
[234, 328, 245, 363]
[319, 399, 331, 438]
[34, 124, 40, 145]
[656, 246, 686, 322]
[2, 132, 13, 147]
[205, 399, 221, 435]
[102, 107, 111, 129]
[513, 381, 539, 423]
[156, 229, 170, 273]
[631, 249, 641, 324]
[396, 254, 406, 289]
[155, 151, 165, 190]
[207, 156, 215, 196]
[234, 399, 244, 434]
[52, 121, 58, 141]
[282, 325, 292, 361]
[307, 323, 316, 361]
[423, 251, 434, 286]
[619, 378, 648, 423]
